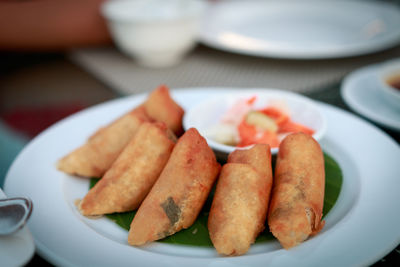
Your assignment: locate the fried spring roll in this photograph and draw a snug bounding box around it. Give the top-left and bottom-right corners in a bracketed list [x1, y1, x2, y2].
[268, 132, 325, 249]
[57, 106, 151, 177]
[57, 85, 183, 178]
[128, 128, 221, 245]
[208, 144, 273, 255]
[79, 122, 176, 215]
[143, 85, 184, 136]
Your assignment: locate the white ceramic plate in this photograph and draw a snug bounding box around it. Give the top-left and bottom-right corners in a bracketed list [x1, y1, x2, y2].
[0, 188, 35, 267]
[200, 0, 400, 59]
[341, 61, 400, 132]
[4, 88, 400, 267]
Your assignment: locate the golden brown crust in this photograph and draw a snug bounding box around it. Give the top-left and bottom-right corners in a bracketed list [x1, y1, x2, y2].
[79, 122, 176, 215]
[268, 132, 325, 249]
[143, 85, 184, 136]
[57, 85, 183, 178]
[228, 144, 272, 180]
[57, 106, 151, 178]
[128, 128, 221, 246]
[208, 144, 273, 255]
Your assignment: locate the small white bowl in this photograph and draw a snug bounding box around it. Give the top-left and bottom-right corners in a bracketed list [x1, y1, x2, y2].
[183, 89, 327, 161]
[101, 0, 205, 68]
[377, 58, 400, 110]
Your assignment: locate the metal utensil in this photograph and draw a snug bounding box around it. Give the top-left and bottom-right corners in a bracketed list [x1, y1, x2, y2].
[0, 197, 33, 235]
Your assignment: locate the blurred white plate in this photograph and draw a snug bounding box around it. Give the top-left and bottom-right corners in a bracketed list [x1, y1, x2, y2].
[4, 88, 400, 267]
[341, 62, 400, 132]
[0, 188, 35, 267]
[200, 0, 400, 59]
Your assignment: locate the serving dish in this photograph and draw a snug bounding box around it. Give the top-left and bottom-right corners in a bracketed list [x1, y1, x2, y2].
[183, 89, 326, 159]
[4, 88, 400, 266]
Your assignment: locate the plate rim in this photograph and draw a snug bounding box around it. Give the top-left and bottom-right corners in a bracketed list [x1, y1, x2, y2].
[341, 63, 400, 132]
[4, 87, 400, 267]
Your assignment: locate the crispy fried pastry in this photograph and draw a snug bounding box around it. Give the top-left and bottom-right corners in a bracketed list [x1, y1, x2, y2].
[79, 122, 176, 215]
[57, 85, 184, 178]
[128, 128, 220, 246]
[268, 132, 325, 249]
[208, 144, 273, 255]
[57, 106, 151, 178]
[143, 85, 184, 136]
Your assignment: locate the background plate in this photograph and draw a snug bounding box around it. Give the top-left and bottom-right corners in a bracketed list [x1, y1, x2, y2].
[200, 0, 400, 59]
[341, 62, 400, 132]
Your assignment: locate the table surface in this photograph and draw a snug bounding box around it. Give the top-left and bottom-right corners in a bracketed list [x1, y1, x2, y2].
[0, 46, 399, 266]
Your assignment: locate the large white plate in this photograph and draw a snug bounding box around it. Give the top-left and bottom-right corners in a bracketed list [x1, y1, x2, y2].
[341, 61, 400, 132]
[4, 88, 400, 267]
[200, 0, 400, 59]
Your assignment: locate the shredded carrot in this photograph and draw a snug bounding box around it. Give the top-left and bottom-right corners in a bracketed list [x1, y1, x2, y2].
[246, 96, 257, 105]
[279, 121, 314, 135]
[237, 120, 257, 146]
[219, 96, 315, 148]
[237, 119, 280, 148]
[255, 131, 280, 148]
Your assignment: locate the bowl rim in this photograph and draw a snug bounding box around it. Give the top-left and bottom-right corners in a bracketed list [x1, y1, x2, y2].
[183, 89, 327, 155]
[101, 0, 206, 23]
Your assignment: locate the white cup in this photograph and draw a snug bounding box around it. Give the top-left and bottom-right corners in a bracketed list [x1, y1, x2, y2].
[101, 0, 206, 68]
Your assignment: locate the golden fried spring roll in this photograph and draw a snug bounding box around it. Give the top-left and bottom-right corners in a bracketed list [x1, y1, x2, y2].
[268, 132, 325, 249]
[208, 144, 273, 255]
[143, 85, 184, 136]
[79, 122, 176, 216]
[57, 106, 151, 178]
[128, 128, 221, 246]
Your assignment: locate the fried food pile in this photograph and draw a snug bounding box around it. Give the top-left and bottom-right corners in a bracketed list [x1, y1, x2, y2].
[58, 85, 325, 255]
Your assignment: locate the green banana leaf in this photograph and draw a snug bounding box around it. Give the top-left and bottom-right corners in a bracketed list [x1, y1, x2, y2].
[89, 153, 342, 247]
